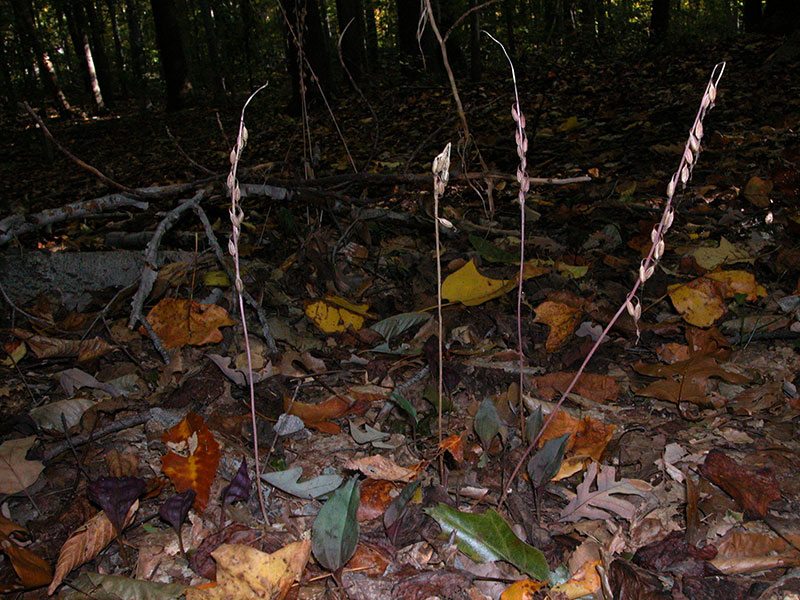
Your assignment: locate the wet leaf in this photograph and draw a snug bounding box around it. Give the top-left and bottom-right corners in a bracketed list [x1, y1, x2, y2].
[161, 412, 221, 511]
[144, 298, 235, 349]
[48, 501, 139, 595]
[559, 463, 651, 522]
[186, 540, 312, 600]
[369, 312, 431, 342]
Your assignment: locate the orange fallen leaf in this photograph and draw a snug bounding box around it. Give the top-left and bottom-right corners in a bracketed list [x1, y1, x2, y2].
[144, 298, 235, 349]
[161, 412, 221, 511]
[533, 301, 582, 352]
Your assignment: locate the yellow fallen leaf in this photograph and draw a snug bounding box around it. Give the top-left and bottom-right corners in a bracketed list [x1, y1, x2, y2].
[203, 270, 231, 287]
[691, 237, 751, 270]
[186, 540, 311, 600]
[442, 259, 516, 306]
[559, 116, 581, 131]
[305, 295, 370, 333]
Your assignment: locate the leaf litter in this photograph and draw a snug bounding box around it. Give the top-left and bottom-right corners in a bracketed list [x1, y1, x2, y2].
[1, 35, 800, 600]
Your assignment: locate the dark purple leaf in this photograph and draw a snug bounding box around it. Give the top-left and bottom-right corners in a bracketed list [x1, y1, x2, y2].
[159, 488, 197, 531]
[87, 476, 146, 533]
[221, 458, 250, 505]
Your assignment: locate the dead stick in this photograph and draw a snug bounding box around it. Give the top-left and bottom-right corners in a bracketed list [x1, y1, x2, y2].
[20, 102, 141, 196]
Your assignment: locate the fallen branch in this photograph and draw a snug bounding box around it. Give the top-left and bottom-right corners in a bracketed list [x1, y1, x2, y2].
[0, 194, 150, 246]
[127, 192, 204, 362]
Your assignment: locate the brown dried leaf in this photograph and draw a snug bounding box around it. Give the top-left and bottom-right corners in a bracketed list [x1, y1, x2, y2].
[344, 455, 420, 483]
[47, 500, 138, 595]
[560, 463, 651, 523]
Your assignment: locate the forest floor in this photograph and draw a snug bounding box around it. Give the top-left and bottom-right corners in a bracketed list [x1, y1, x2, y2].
[1, 33, 800, 600]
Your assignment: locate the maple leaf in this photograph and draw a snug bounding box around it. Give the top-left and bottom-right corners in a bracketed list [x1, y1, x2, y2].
[560, 462, 651, 523]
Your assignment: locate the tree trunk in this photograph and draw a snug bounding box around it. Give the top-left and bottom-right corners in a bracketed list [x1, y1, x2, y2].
[363, 0, 379, 68]
[335, 0, 367, 81]
[106, 0, 128, 94]
[763, 0, 799, 32]
[650, 0, 670, 38]
[150, 0, 192, 110]
[83, 0, 115, 103]
[279, 0, 333, 114]
[8, 0, 72, 115]
[0, 32, 16, 110]
[240, 0, 255, 88]
[125, 0, 148, 107]
[502, 0, 517, 57]
[469, 0, 481, 83]
[198, 0, 225, 99]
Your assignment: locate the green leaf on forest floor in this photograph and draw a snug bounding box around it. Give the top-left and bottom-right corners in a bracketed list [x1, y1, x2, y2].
[425, 504, 550, 581]
[474, 397, 501, 449]
[527, 433, 570, 489]
[312, 476, 360, 572]
[388, 392, 418, 425]
[525, 406, 544, 442]
[370, 312, 431, 343]
[469, 235, 517, 263]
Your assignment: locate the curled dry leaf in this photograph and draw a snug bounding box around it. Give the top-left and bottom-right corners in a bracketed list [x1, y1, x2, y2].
[47, 500, 139, 595]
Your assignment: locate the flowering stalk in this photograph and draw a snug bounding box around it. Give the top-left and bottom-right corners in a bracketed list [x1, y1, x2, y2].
[500, 62, 726, 509]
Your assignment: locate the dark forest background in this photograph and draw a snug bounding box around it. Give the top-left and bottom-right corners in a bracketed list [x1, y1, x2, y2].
[2, 0, 799, 118]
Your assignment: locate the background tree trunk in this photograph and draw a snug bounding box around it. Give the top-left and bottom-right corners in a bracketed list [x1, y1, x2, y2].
[743, 0, 762, 31]
[469, 0, 481, 83]
[83, 0, 115, 103]
[336, 0, 367, 81]
[279, 0, 333, 114]
[106, 0, 129, 94]
[150, 0, 192, 110]
[650, 0, 670, 38]
[8, 0, 72, 115]
[198, 0, 225, 99]
[363, 0, 379, 69]
[0, 33, 16, 110]
[124, 0, 148, 107]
